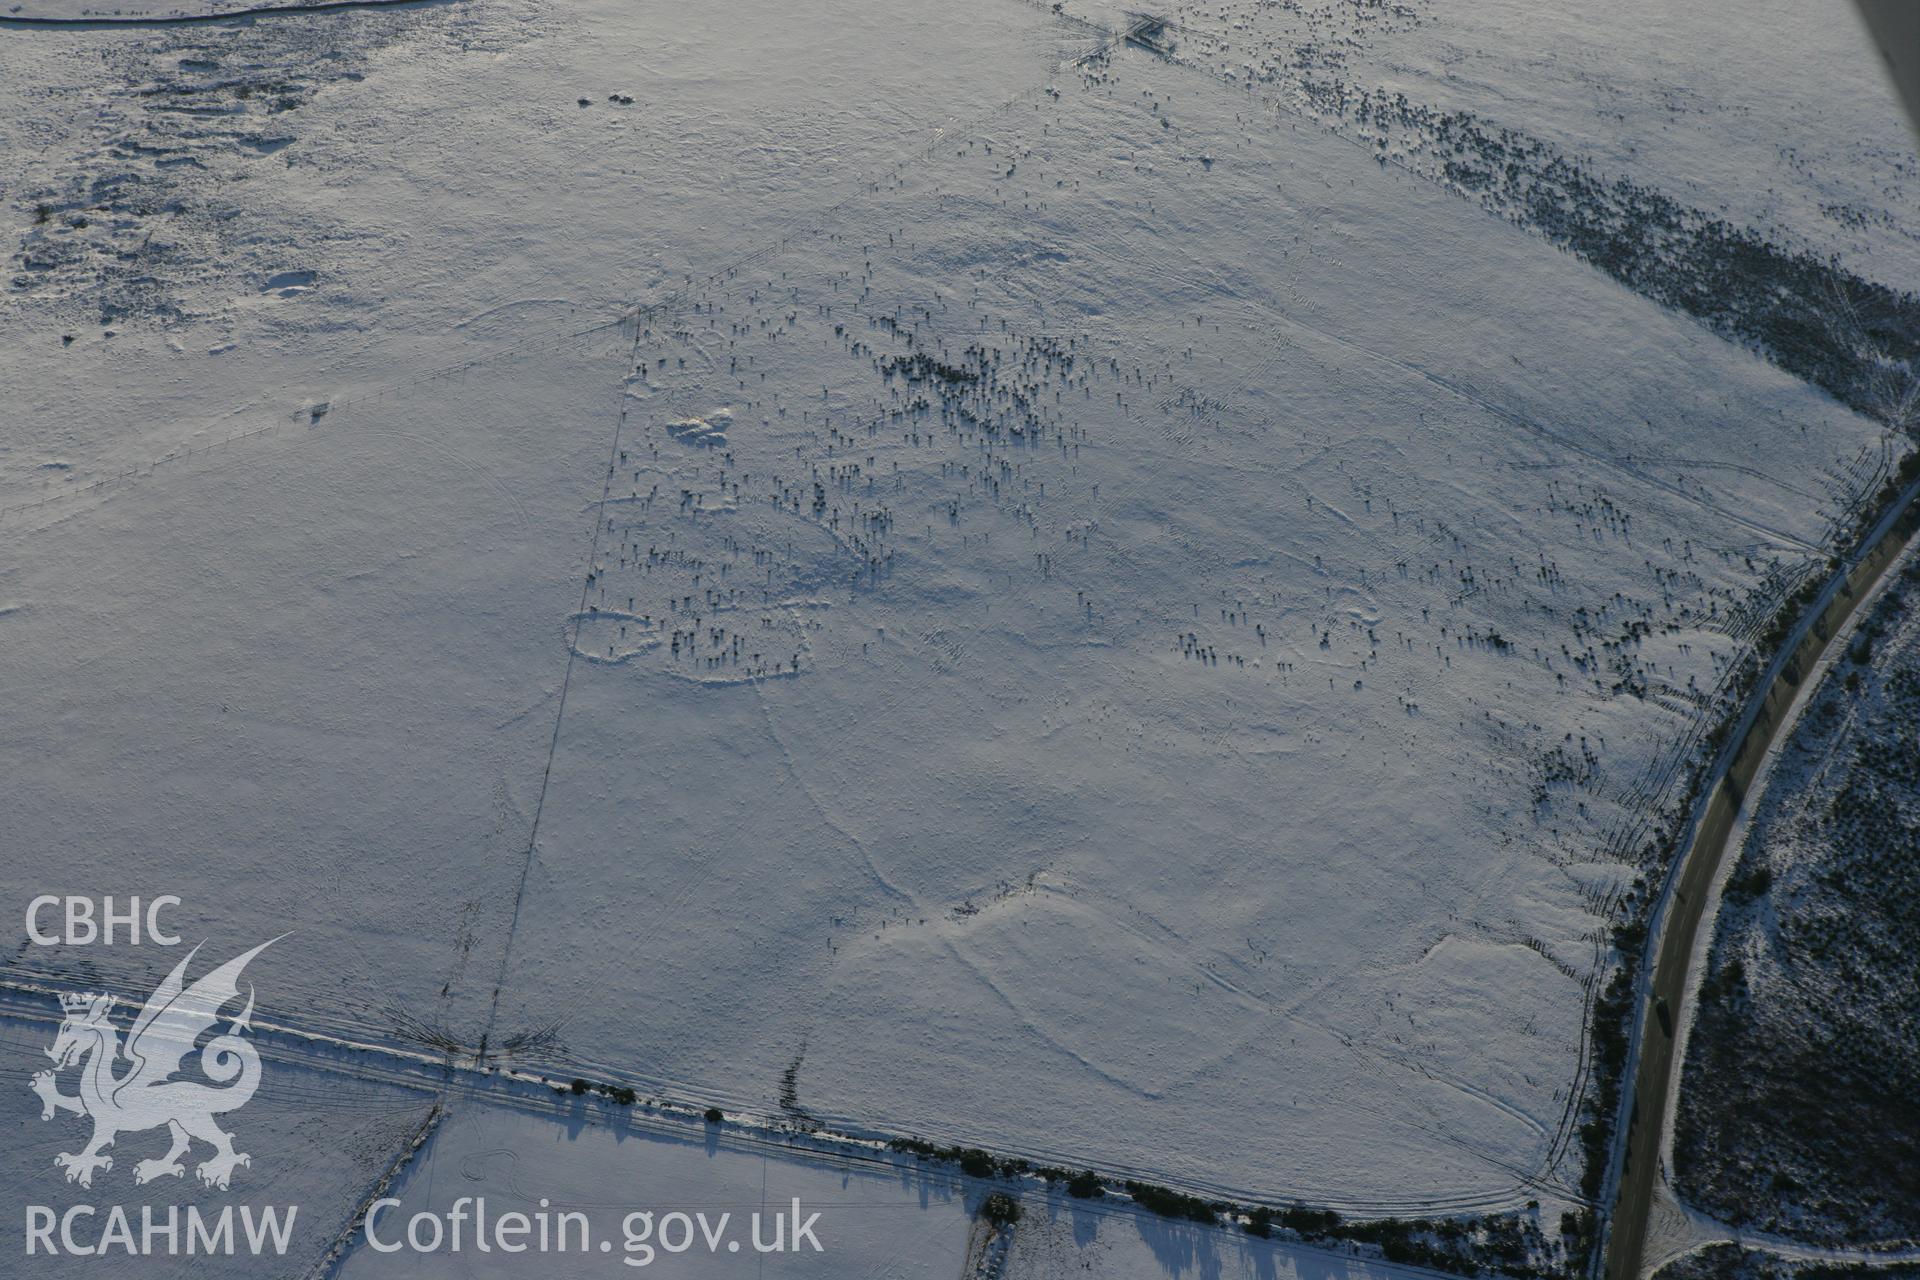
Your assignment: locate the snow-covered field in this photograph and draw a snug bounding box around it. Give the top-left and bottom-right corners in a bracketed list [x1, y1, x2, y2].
[338, 1089, 1437, 1280]
[490, 51, 1891, 1208]
[1, 0, 1913, 1271]
[1172, 0, 1920, 294]
[0, 1006, 437, 1277]
[335, 1099, 981, 1279]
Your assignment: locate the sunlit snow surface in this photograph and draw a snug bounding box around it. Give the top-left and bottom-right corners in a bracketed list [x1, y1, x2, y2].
[0, 0, 1911, 1272]
[0, 1008, 436, 1277]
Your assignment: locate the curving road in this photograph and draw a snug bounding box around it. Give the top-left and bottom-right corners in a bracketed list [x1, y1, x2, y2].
[1602, 462, 1920, 1280]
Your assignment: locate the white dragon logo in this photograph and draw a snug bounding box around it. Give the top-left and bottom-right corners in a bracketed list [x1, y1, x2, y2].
[30, 940, 275, 1190]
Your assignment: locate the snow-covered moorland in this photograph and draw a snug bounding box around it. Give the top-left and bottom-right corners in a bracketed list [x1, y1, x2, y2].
[1, 0, 1915, 1273]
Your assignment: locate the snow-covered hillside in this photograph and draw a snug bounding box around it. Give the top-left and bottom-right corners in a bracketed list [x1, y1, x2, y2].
[1, 0, 1913, 1273]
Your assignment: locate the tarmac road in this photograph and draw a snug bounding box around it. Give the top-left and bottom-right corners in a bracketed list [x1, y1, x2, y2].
[1603, 470, 1920, 1280]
